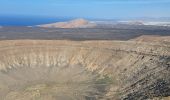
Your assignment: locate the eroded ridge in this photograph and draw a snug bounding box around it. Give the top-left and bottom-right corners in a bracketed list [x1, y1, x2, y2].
[0, 40, 169, 100]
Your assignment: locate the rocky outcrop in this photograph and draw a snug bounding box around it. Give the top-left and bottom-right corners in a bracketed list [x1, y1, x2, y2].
[37, 19, 96, 28]
[0, 40, 169, 100]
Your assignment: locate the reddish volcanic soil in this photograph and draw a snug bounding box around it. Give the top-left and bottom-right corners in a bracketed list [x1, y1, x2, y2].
[38, 19, 96, 28]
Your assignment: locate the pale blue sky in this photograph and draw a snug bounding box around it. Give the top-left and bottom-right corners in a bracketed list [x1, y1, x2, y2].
[0, 0, 170, 19]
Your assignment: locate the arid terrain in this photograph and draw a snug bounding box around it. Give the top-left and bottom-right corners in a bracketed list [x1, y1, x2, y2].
[0, 37, 169, 100]
[0, 26, 170, 40]
[0, 23, 170, 100]
[1, 0, 170, 98]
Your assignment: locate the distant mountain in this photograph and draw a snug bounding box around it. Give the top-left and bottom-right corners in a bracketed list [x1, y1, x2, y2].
[118, 21, 144, 25]
[118, 21, 170, 26]
[37, 18, 96, 28]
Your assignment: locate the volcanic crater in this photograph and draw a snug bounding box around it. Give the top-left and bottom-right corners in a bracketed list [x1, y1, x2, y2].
[0, 40, 169, 100]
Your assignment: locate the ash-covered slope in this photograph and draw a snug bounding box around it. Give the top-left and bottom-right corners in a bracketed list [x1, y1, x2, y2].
[0, 40, 169, 100]
[37, 19, 96, 28]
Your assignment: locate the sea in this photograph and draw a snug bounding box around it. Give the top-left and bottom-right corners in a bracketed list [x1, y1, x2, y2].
[0, 15, 74, 26]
